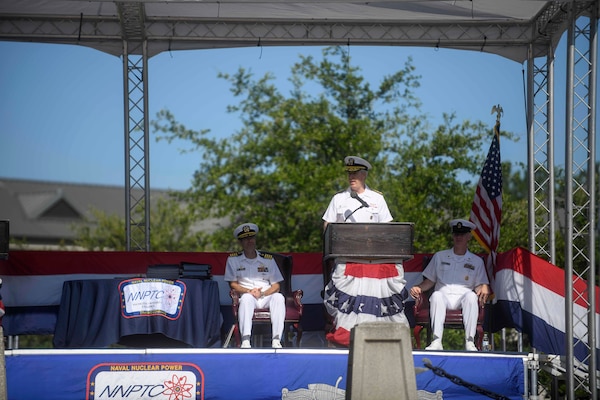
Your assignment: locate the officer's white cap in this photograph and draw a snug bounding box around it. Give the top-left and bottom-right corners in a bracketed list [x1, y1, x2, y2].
[233, 223, 259, 239]
[449, 219, 476, 234]
[344, 156, 372, 172]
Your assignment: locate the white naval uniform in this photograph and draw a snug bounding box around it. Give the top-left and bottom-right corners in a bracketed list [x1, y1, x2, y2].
[224, 250, 285, 339]
[322, 187, 393, 223]
[422, 248, 488, 341]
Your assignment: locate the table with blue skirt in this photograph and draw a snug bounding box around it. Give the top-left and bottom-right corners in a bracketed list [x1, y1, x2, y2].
[53, 278, 223, 348]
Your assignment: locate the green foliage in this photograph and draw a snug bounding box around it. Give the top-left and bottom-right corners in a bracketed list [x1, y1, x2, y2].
[73, 46, 530, 256]
[552, 163, 600, 278]
[15, 335, 54, 348]
[72, 197, 206, 251]
[152, 46, 525, 253]
[379, 113, 493, 253]
[73, 208, 126, 250]
[54, 46, 534, 352]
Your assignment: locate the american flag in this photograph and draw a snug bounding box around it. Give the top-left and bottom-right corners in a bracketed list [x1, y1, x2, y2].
[470, 120, 502, 278]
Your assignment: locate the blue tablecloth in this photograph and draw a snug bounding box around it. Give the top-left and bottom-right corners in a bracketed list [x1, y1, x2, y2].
[53, 278, 222, 348]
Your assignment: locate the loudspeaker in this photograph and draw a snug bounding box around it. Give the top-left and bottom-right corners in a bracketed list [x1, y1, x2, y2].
[0, 220, 8, 260]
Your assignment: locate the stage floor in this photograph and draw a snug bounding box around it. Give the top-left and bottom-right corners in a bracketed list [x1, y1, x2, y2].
[5, 346, 529, 400]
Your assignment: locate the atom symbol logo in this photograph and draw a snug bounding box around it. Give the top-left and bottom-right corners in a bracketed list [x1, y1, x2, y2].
[164, 288, 178, 308]
[163, 374, 194, 400]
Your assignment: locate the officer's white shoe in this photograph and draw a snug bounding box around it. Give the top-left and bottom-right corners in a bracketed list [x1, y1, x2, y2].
[425, 339, 443, 351]
[241, 340, 251, 349]
[465, 340, 478, 351]
[272, 339, 282, 349]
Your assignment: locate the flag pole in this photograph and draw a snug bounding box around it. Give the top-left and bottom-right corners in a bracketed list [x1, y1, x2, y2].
[470, 104, 504, 350]
[470, 104, 503, 286]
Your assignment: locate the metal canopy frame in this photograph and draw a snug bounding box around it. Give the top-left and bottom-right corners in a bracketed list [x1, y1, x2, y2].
[0, 1, 591, 62]
[1, 1, 598, 397]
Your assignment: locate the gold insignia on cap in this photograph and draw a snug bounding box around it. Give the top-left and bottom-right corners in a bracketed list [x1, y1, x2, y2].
[236, 224, 257, 239]
[346, 166, 363, 172]
[344, 156, 370, 172]
[345, 158, 368, 172]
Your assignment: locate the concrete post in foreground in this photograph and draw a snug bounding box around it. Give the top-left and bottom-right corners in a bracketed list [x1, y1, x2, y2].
[0, 326, 7, 400]
[346, 322, 417, 400]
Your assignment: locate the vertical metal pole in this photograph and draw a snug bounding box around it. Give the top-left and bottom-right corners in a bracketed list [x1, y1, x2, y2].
[518, 41, 551, 400]
[526, 46, 537, 397]
[527, 43, 536, 254]
[122, 40, 150, 251]
[122, 40, 131, 251]
[586, 6, 597, 394]
[564, 6, 576, 397]
[142, 41, 151, 251]
[547, 48, 556, 265]
[530, 45, 556, 262]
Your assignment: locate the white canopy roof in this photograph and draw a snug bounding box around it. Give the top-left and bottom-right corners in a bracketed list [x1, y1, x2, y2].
[0, 1, 596, 62]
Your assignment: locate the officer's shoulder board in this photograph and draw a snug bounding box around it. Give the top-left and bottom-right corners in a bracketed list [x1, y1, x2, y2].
[371, 188, 383, 195]
[228, 251, 243, 257]
[257, 251, 273, 260]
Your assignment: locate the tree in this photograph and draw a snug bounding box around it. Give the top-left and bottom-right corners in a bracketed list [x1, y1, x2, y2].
[152, 46, 522, 253]
[67, 46, 531, 353]
[553, 162, 600, 277]
[73, 197, 206, 251]
[73, 207, 125, 250]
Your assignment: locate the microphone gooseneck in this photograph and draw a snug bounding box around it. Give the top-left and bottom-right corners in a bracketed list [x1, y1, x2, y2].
[350, 191, 369, 208]
[345, 191, 368, 222]
[344, 190, 369, 222]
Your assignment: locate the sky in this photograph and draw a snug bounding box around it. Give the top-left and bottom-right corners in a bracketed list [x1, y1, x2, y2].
[0, 35, 588, 191]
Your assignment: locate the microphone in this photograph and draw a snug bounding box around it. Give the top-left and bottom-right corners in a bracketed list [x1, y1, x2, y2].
[344, 191, 369, 222]
[350, 191, 369, 208]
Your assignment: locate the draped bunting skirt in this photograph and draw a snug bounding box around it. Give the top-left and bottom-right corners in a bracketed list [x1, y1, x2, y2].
[323, 262, 410, 347]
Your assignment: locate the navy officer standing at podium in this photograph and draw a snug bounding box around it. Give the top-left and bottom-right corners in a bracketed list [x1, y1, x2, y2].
[224, 223, 286, 349]
[322, 156, 408, 347]
[322, 156, 393, 228]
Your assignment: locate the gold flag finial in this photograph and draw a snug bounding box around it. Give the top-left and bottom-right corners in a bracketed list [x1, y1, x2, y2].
[491, 104, 503, 122]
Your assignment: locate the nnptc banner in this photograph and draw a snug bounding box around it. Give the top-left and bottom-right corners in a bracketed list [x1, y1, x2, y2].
[120, 279, 186, 320]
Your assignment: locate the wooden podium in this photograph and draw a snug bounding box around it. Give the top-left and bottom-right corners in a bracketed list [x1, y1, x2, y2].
[322, 222, 414, 285]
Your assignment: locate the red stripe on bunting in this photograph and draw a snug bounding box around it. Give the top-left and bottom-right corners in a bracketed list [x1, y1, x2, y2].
[344, 263, 399, 279]
[0, 251, 428, 276]
[495, 247, 600, 311]
[0, 251, 329, 276]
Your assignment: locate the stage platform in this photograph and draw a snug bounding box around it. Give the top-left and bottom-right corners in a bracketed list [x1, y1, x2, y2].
[5, 346, 529, 400]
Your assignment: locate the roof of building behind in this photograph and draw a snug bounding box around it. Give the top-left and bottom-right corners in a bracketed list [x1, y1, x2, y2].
[0, 178, 172, 244]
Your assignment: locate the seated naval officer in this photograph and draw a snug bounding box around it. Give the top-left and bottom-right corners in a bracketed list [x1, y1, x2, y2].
[224, 223, 286, 349]
[409, 219, 490, 351]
